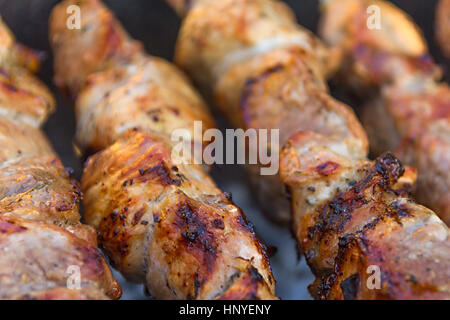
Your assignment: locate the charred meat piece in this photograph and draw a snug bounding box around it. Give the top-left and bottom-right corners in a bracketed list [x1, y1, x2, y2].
[280, 133, 449, 299]
[82, 131, 275, 299]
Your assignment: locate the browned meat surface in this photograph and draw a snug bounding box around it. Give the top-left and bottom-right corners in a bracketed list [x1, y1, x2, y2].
[280, 134, 449, 299]
[50, 0, 276, 300]
[436, 0, 450, 57]
[320, 0, 450, 225]
[166, 0, 450, 299]
[0, 16, 120, 300]
[82, 131, 275, 299]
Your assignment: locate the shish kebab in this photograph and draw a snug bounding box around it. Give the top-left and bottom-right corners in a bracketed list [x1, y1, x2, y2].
[0, 17, 120, 299]
[50, 0, 276, 300]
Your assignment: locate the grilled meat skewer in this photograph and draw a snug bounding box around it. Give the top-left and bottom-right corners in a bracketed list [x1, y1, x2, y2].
[320, 0, 450, 225]
[166, 0, 450, 299]
[50, 0, 276, 300]
[0, 17, 120, 300]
